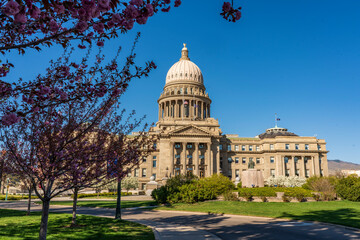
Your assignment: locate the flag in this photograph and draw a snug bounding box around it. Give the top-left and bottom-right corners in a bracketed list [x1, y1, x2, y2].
[184, 100, 188, 105]
[276, 118, 280, 121]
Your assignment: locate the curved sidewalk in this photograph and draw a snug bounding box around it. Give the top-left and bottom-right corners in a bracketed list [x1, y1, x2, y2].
[0, 201, 220, 240]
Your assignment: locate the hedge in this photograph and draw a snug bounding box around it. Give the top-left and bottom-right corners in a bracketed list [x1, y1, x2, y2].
[72, 192, 132, 198]
[0, 195, 38, 200]
[238, 187, 313, 198]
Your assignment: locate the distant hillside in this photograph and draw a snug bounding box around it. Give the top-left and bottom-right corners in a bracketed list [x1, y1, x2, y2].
[328, 159, 360, 174]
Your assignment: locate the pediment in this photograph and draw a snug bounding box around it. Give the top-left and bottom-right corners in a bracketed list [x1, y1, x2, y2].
[169, 125, 212, 136]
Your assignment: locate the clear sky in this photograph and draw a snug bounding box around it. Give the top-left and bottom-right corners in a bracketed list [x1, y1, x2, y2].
[4, 0, 360, 163]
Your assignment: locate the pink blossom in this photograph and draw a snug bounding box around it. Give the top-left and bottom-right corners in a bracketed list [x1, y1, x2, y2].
[174, 0, 181, 7]
[145, 4, 154, 17]
[97, 41, 104, 47]
[14, 13, 27, 23]
[112, 13, 123, 23]
[161, 6, 170, 12]
[98, 0, 110, 11]
[136, 16, 148, 24]
[93, 22, 104, 33]
[29, 6, 40, 19]
[60, 92, 68, 100]
[164, 0, 170, 4]
[1, 113, 20, 126]
[54, 4, 65, 14]
[78, 44, 86, 49]
[76, 21, 88, 32]
[124, 4, 139, 18]
[49, 20, 60, 32]
[107, 20, 115, 28]
[3, 0, 20, 16]
[129, 0, 143, 7]
[78, 8, 87, 17]
[235, 10, 241, 21]
[222, 2, 232, 12]
[124, 20, 134, 30]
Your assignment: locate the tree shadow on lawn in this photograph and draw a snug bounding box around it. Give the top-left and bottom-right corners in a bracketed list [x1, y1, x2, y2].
[0, 209, 153, 240]
[277, 208, 360, 229]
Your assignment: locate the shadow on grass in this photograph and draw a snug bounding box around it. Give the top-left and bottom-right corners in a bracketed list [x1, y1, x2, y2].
[277, 208, 360, 229]
[0, 209, 154, 240]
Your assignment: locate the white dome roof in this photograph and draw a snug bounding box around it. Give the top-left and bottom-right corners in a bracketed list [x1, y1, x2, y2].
[165, 44, 203, 85]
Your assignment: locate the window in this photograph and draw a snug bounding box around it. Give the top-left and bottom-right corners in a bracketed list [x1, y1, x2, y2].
[142, 168, 147, 177]
[199, 155, 204, 159]
[153, 156, 157, 160]
[242, 157, 246, 164]
[249, 157, 253, 164]
[142, 157, 147, 162]
[199, 143, 205, 149]
[235, 157, 239, 164]
[256, 158, 260, 164]
[235, 145, 239, 151]
[285, 169, 289, 177]
[305, 169, 310, 178]
[187, 143, 193, 149]
[152, 173, 156, 179]
[187, 155, 192, 159]
[141, 183, 146, 190]
[270, 169, 275, 177]
[228, 157, 232, 163]
[175, 154, 180, 158]
[235, 169, 240, 178]
[295, 144, 299, 150]
[295, 169, 299, 176]
[227, 145, 231, 151]
[241, 145, 246, 151]
[318, 145, 321, 150]
[256, 146, 260, 151]
[134, 168, 139, 177]
[304, 157, 308, 163]
[284, 157, 289, 164]
[175, 143, 181, 149]
[249, 145, 253, 151]
[285, 144, 289, 150]
[270, 144, 274, 150]
[270, 156, 275, 163]
[294, 157, 299, 163]
[219, 145, 223, 150]
[320, 169, 323, 176]
[305, 144, 309, 150]
[127, 172, 131, 177]
[153, 143, 157, 150]
[152, 160, 157, 168]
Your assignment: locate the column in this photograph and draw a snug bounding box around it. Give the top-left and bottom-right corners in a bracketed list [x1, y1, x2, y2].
[282, 156, 286, 176]
[275, 155, 282, 176]
[175, 101, 178, 119]
[311, 156, 315, 176]
[216, 144, 220, 173]
[290, 156, 295, 176]
[182, 142, 186, 174]
[190, 100, 194, 119]
[207, 143, 211, 176]
[200, 101, 203, 119]
[194, 143, 199, 176]
[158, 104, 161, 120]
[314, 155, 320, 176]
[299, 156, 305, 177]
[170, 142, 174, 177]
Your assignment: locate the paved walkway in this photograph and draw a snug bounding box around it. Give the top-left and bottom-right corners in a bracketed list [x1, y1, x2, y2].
[1, 201, 360, 240]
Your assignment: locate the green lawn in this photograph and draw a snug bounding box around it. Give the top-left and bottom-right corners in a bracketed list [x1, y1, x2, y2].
[157, 201, 360, 229]
[46, 200, 157, 209]
[0, 209, 154, 240]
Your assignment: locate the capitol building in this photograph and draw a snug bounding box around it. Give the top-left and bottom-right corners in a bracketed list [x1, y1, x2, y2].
[133, 44, 329, 189]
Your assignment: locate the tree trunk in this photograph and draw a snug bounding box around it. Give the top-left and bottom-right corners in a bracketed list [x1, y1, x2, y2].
[39, 199, 50, 240]
[27, 186, 32, 216]
[115, 180, 121, 220]
[71, 187, 78, 226]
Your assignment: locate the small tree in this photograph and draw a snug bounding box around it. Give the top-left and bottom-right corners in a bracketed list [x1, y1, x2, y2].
[121, 176, 139, 192]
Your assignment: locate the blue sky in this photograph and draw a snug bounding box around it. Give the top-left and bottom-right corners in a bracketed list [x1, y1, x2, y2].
[4, 0, 360, 163]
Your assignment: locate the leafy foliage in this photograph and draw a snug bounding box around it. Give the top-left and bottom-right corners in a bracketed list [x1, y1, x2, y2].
[121, 176, 139, 192]
[266, 176, 306, 187]
[336, 175, 360, 202]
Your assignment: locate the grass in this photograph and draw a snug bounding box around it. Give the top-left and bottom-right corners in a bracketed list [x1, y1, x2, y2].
[45, 200, 158, 209]
[157, 201, 360, 229]
[0, 209, 154, 240]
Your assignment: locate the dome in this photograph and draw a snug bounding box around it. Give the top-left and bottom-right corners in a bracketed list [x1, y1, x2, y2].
[257, 127, 298, 139]
[165, 44, 203, 85]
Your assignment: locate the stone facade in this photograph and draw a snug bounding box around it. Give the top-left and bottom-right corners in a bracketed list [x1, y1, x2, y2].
[130, 44, 329, 189]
